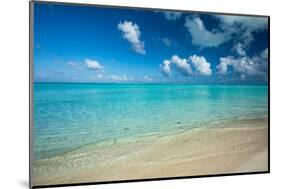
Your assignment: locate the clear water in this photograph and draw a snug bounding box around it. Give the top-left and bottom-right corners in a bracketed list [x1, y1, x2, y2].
[33, 83, 268, 160]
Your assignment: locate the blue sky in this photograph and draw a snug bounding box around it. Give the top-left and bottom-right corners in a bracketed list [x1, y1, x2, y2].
[34, 2, 269, 84]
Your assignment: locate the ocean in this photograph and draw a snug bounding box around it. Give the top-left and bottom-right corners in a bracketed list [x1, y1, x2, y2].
[33, 83, 268, 161]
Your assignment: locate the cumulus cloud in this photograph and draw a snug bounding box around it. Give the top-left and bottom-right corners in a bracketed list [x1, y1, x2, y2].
[160, 54, 212, 77]
[212, 15, 268, 80]
[160, 60, 172, 77]
[218, 56, 263, 76]
[110, 75, 128, 82]
[216, 48, 268, 80]
[185, 16, 227, 48]
[171, 55, 193, 76]
[163, 11, 182, 21]
[216, 58, 229, 75]
[117, 21, 146, 54]
[189, 55, 212, 76]
[84, 59, 103, 71]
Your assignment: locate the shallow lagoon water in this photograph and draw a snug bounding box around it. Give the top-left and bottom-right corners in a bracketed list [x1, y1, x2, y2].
[33, 83, 268, 160]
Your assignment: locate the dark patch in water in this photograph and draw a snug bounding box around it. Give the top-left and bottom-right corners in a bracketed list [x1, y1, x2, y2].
[124, 127, 129, 131]
[177, 121, 181, 124]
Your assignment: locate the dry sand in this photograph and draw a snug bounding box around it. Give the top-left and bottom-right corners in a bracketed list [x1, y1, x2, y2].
[32, 118, 268, 186]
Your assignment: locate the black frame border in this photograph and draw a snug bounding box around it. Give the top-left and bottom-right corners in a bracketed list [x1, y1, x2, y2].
[29, 0, 270, 188]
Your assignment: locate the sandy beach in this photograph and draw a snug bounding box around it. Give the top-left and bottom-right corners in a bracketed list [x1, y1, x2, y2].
[32, 118, 268, 186]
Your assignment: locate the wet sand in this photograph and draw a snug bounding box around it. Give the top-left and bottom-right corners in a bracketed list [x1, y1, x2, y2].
[32, 118, 268, 186]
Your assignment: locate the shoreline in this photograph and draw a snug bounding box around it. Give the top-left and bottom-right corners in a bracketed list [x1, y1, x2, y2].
[32, 117, 268, 186]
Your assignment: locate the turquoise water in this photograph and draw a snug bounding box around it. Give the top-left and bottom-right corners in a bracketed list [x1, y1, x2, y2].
[33, 83, 268, 160]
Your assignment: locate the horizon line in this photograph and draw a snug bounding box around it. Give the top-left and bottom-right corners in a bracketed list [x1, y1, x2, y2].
[33, 81, 269, 85]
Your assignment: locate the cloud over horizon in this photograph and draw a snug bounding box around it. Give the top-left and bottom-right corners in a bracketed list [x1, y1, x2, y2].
[160, 54, 212, 77]
[189, 55, 212, 76]
[84, 59, 103, 71]
[216, 48, 268, 80]
[109, 74, 128, 82]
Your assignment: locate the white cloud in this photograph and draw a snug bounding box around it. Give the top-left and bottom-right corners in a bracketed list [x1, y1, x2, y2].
[163, 11, 182, 21]
[189, 55, 212, 76]
[216, 15, 268, 50]
[84, 59, 103, 71]
[144, 75, 153, 82]
[160, 54, 212, 77]
[216, 15, 267, 32]
[171, 55, 193, 76]
[160, 60, 172, 77]
[217, 46, 268, 81]
[232, 42, 246, 56]
[117, 21, 146, 55]
[216, 58, 229, 75]
[184, 15, 267, 50]
[110, 75, 128, 81]
[231, 57, 263, 76]
[185, 16, 227, 48]
[217, 50, 268, 79]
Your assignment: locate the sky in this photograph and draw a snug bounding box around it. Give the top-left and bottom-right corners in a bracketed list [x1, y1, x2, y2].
[33, 2, 269, 84]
